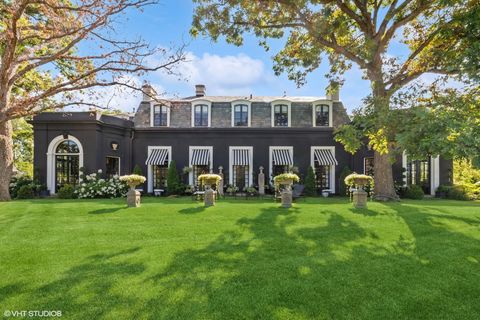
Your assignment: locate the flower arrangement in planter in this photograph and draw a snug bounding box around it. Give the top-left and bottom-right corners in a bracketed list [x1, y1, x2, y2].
[345, 173, 374, 189]
[184, 184, 194, 195]
[120, 174, 146, 190]
[245, 185, 258, 195]
[226, 184, 239, 194]
[198, 173, 222, 190]
[182, 166, 193, 174]
[273, 173, 300, 189]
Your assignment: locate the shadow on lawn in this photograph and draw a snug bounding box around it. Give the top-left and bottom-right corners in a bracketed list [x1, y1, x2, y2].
[89, 206, 125, 214]
[143, 203, 480, 320]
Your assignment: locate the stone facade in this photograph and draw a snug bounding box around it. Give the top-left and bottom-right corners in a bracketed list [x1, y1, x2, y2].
[332, 102, 351, 128]
[291, 103, 313, 127]
[211, 102, 231, 128]
[251, 102, 271, 127]
[170, 102, 191, 128]
[133, 102, 151, 128]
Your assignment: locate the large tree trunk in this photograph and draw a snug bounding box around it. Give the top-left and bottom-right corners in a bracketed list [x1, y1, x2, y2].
[0, 120, 13, 201]
[373, 151, 398, 201]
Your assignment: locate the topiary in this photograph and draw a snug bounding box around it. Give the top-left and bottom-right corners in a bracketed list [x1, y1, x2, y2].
[403, 185, 424, 200]
[339, 166, 352, 196]
[57, 184, 76, 199]
[304, 166, 316, 196]
[16, 184, 35, 199]
[132, 164, 143, 175]
[166, 160, 182, 195]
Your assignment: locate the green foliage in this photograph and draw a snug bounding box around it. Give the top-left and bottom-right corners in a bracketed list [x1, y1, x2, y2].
[132, 165, 143, 175]
[334, 125, 364, 154]
[440, 184, 480, 201]
[454, 160, 480, 185]
[403, 185, 424, 200]
[9, 176, 34, 199]
[57, 184, 75, 199]
[167, 161, 182, 195]
[12, 118, 33, 176]
[304, 166, 316, 196]
[16, 185, 35, 199]
[338, 166, 352, 196]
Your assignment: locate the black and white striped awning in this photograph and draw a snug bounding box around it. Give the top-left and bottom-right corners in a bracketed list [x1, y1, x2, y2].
[232, 149, 250, 166]
[145, 148, 169, 165]
[314, 149, 338, 165]
[191, 149, 211, 165]
[272, 149, 293, 165]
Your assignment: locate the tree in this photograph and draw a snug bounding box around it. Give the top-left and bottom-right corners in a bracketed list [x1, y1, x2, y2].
[338, 166, 352, 196]
[12, 118, 33, 176]
[166, 160, 181, 195]
[0, 0, 185, 200]
[304, 166, 316, 196]
[132, 165, 143, 176]
[191, 0, 477, 200]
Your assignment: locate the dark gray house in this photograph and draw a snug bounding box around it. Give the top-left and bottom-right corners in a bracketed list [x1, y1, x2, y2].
[31, 84, 452, 195]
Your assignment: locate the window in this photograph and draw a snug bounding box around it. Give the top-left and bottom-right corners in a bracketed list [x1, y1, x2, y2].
[233, 165, 249, 189]
[153, 165, 168, 189]
[55, 140, 80, 191]
[273, 104, 289, 127]
[153, 105, 168, 126]
[315, 104, 330, 126]
[189, 146, 213, 186]
[193, 165, 210, 187]
[314, 164, 330, 191]
[194, 104, 209, 127]
[364, 157, 374, 176]
[229, 147, 253, 189]
[233, 104, 249, 126]
[106, 157, 120, 178]
[406, 158, 431, 194]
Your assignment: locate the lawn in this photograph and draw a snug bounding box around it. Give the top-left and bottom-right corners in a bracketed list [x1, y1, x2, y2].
[0, 197, 479, 320]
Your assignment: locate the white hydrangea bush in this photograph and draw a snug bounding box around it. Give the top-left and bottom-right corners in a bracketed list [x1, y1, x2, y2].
[75, 169, 129, 199]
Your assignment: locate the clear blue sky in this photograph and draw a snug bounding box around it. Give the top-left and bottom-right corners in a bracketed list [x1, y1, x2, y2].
[97, 1, 380, 113]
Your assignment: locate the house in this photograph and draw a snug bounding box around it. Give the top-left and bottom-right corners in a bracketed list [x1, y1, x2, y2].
[31, 83, 453, 195]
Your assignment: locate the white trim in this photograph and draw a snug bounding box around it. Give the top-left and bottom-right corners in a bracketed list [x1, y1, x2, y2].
[231, 100, 252, 127]
[271, 100, 291, 127]
[147, 146, 172, 193]
[311, 100, 333, 128]
[402, 151, 408, 186]
[189, 146, 213, 185]
[46, 135, 84, 194]
[363, 156, 374, 175]
[310, 146, 336, 193]
[105, 156, 121, 176]
[431, 156, 440, 195]
[269, 146, 293, 181]
[191, 100, 212, 127]
[228, 146, 253, 187]
[150, 102, 170, 127]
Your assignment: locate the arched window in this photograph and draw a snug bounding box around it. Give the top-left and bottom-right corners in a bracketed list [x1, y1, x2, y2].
[55, 140, 80, 153]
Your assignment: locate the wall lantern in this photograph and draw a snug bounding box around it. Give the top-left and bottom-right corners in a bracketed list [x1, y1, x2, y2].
[111, 141, 119, 151]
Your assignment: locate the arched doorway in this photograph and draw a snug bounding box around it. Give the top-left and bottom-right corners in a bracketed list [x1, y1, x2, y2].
[47, 136, 84, 193]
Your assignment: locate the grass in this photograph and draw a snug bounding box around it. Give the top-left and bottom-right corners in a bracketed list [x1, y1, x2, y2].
[0, 197, 479, 320]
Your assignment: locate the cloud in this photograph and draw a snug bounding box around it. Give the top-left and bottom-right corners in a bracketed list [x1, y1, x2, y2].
[158, 52, 268, 96]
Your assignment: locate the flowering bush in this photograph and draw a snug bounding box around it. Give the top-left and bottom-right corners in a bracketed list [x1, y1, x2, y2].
[119, 174, 146, 188]
[75, 169, 128, 198]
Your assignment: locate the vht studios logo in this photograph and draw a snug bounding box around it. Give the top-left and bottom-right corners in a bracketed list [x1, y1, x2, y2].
[4, 310, 62, 317]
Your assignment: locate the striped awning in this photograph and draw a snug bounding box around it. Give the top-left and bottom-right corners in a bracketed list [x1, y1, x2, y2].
[191, 149, 211, 165]
[272, 149, 293, 165]
[145, 148, 169, 165]
[314, 149, 338, 166]
[232, 149, 250, 166]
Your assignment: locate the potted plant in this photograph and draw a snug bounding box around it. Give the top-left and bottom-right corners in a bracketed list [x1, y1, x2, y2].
[245, 185, 258, 196]
[321, 190, 330, 198]
[344, 173, 373, 190]
[273, 173, 300, 190]
[198, 173, 222, 190]
[435, 185, 450, 198]
[120, 174, 146, 207]
[226, 184, 238, 195]
[184, 184, 194, 195]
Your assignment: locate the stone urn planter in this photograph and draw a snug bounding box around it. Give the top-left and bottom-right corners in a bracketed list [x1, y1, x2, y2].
[198, 174, 222, 207]
[345, 173, 373, 209]
[322, 190, 330, 198]
[274, 173, 300, 209]
[120, 175, 146, 207]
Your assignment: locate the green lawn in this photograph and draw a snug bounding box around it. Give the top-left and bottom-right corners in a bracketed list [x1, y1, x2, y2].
[0, 197, 479, 320]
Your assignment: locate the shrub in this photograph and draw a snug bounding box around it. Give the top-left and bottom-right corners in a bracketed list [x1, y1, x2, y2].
[445, 184, 480, 201]
[9, 175, 34, 198]
[132, 164, 143, 175]
[304, 166, 316, 196]
[16, 184, 35, 199]
[76, 172, 129, 198]
[339, 166, 352, 196]
[58, 184, 75, 199]
[166, 160, 182, 195]
[403, 185, 424, 200]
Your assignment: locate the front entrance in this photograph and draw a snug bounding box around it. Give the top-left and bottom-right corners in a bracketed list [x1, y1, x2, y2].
[407, 158, 431, 194]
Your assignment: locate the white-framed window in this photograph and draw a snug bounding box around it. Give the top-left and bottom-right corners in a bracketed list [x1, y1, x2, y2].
[401, 151, 440, 196]
[271, 100, 291, 127]
[312, 100, 333, 127]
[150, 104, 170, 127]
[189, 146, 213, 186]
[310, 146, 337, 193]
[364, 157, 374, 176]
[191, 100, 212, 127]
[146, 146, 171, 193]
[231, 100, 251, 127]
[229, 146, 253, 189]
[269, 146, 294, 181]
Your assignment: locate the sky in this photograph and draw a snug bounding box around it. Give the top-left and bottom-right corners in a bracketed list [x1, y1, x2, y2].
[85, 1, 415, 114]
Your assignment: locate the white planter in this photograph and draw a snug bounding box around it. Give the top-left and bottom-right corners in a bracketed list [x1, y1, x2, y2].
[322, 191, 330, 198]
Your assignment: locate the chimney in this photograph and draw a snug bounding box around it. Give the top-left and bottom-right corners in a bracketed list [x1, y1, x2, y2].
[326, 81, 340, 101]
[195, 84, 206, 97]
[142, 82, 156, 102]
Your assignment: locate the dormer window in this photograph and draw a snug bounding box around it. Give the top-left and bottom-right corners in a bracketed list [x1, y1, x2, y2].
[272, 102, 291, 127]
[194, 104, 209, 127]
[231, 101, 251, 127]
[153, 105, 168, 127]
[315, 104, 330, 126]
